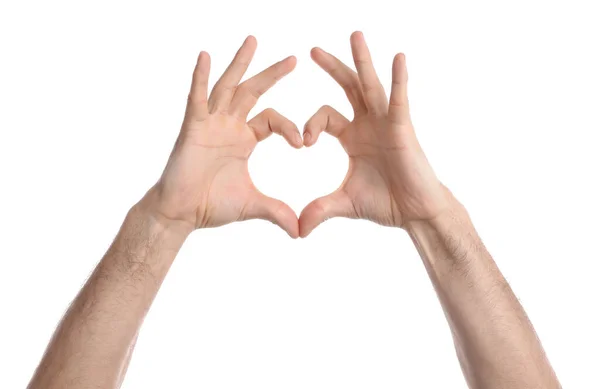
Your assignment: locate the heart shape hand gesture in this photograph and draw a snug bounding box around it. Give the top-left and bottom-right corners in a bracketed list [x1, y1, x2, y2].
[144, 32, 450, 238]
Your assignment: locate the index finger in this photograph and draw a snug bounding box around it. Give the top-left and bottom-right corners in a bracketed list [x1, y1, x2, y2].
[229, 56, 297, 118]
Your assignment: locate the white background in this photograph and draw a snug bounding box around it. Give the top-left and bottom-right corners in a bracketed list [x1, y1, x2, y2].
[1, 0, 599, 387]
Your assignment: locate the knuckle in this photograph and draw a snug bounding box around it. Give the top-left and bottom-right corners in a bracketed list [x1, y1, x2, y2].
[313, 198, 329, 214]
[235, 84, 257, 100]
[235, 83, 248, 94]
[263, 107, 277, 117]
[214, 81, 236, 94]
[320, 105, 335, 116]
[361, 82, 376, 93]
[234, 58, 251, 67]
[187, 93, 207, 106]
[272, 200, 286, 216]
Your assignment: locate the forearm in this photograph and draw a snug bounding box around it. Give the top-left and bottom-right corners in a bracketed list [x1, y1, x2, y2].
[407, 195, 559, 389]
[28, 196, 192, 389]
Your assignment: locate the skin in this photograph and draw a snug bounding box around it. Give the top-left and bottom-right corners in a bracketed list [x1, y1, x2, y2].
[28, 36, 301, 388]
[28, 33, 561, 389]
[300, 32, 561, 388]
[299, 37, 447, 234]
[155, 36, 301, 237]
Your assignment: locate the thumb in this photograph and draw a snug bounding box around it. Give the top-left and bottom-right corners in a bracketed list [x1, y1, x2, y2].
[243, 192, 299, 238]
[299, 190, 356, 238]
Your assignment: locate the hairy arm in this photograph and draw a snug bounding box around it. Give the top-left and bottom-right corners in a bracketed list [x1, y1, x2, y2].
[408, 195, 560, 388]
[28, 199, 191, 388]
[299, 32, 560, 388]
[28, 36, 300, 389]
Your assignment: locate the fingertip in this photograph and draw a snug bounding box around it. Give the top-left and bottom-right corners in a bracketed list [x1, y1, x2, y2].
[197, 50, 210, 65]
[299, 218, 315, 238]
[351, 31, 364, 42]
[298, 216, 309, 238]
[288, 225, 300, 239]
[245, 35, 257, 46]
[303, 131, 312, 147]
[282, 218, 300, 239]
[281, 55, 297, 73]
[293, 131, 304, 149]
[303, 123, 321, 146]
[394, 53, 406, 66]
[298, 213, 315, 238]
[298, 201, 322, 238]
[280, 207, 300, 239]
[269, 201, 299, 238]
[286, 121, 303, 148]
[287, 55, 298, 66]
[393, 53, 408, 82]
[198, 50, 207, 61]
[310, 47, 324, 60]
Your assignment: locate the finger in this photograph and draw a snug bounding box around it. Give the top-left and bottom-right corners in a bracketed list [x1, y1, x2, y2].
[243, 192, 299, 238]
[389, 53, 411, 127]
[229, 56, 297, 119]
[303, 105, 349, 147]
[248, 108, 303, 148]
[208, 36, 257, 113]
[299, 190, 357, 238]
[310, 47, 367, 113]
[350, 31, 388, 114]
[186, 51, 211, 121]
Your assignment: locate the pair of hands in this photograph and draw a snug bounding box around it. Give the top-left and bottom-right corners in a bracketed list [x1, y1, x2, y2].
[144, 32, 449, 238]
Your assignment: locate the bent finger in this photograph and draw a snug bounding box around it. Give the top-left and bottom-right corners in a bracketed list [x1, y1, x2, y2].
[303, 105, 350, 147]
[248, 108, 303, 148]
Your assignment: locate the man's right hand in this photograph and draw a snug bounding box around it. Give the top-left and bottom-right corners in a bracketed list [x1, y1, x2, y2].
[143, 36, 302, 238]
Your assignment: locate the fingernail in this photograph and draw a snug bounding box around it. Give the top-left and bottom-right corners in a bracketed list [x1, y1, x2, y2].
[294, 132, 302, 146]
[304, 132, 312, 145]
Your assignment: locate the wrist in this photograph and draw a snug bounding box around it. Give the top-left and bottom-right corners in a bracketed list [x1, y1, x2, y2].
[405, 200, 464, 236]
[132, 189, 196, 239]
[403, 185, 462, 231]
[101, 198, 193, 278]
[405, 194, 483, 269]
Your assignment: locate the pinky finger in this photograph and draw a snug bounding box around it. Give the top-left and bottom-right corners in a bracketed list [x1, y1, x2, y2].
[388, 53, 411, 127]
[187, 51, 211, 121]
